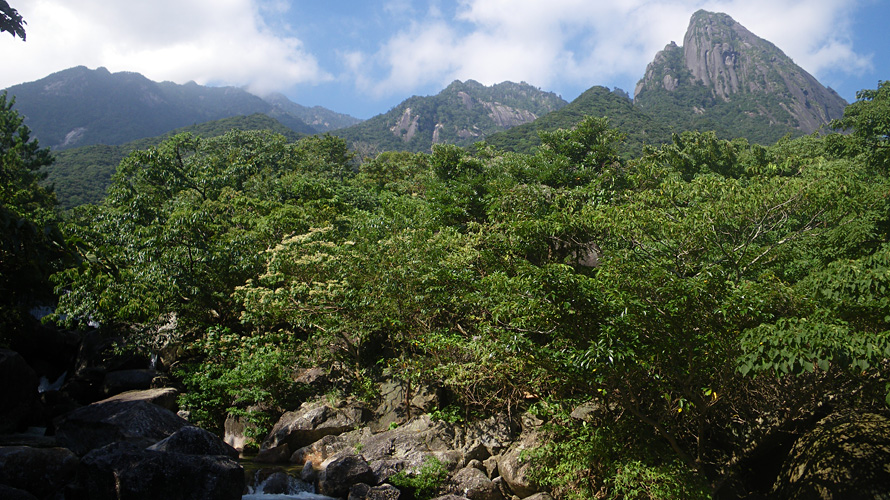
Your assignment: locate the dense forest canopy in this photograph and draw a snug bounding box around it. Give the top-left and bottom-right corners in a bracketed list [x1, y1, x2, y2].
[2, 80, 889, 498]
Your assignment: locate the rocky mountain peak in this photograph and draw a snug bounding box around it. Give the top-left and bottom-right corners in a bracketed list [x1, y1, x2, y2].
[635, 10, 847, 135]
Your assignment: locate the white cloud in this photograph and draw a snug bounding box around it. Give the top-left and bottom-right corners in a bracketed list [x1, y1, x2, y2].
[357, 0, 871, 99]
[0, 0, 331, 92]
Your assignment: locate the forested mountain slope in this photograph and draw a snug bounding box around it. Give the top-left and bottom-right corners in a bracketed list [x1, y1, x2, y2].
[334, 80, 567, 154]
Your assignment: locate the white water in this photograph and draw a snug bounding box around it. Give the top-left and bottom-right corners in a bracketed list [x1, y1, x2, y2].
[38, 371, 66, 393]
[242, 471, 336, 500]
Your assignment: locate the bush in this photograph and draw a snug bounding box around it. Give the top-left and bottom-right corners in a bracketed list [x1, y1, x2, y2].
[388, 456, 449, 500]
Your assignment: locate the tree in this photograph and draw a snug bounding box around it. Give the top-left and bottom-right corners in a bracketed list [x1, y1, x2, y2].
[830, 80, 890, 171]
[0, 92, 61, 343]
[0, 0, 26, 40]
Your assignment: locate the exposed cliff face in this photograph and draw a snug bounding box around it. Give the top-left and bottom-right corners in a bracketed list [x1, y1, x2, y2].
[338, 79, 567, 153]
[635, 10, 847, 136]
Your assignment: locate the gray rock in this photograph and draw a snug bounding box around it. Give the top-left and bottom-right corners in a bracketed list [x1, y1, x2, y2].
[224, 411, 259, 453]
[319, 454, 378, 498]
[349, 482, 401, 500]
[0, 349, 39, 433]
[450, 466, 504, 500]
[0, 446, 79, 499]
[497, 430, 541, 499]
[55, 399, 188, 455]
[773, 411, 890, 499]
[373, 380, 442, 432]
[291, 428, 367, 465]
[302, 460, 318, 482]
[521, 493, 553, 500]
[483, 455, 499, 478]
[80, 442, 244, 500]
[97, 387, 179, 411]
[262, 401, 369, 452]
[148, 425, 239, 458]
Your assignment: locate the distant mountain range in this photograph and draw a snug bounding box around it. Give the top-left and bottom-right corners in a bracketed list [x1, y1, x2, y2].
[2, 10, 850, 209]
[333, 79, 567, 154]
[2, 66, 360, 150]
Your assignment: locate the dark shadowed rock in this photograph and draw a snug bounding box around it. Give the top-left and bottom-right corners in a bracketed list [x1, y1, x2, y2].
[0, 484, 38, 500]
[349, 482, 401, 500]
[147, 425, 238, 458]
[0, 446, 79, 499]
[80, 442, 244, 500]
[319, 454, 378, 498]
[102, 369, 164, 397]
[773, 411, 890, 499]
[55, 400, 188, 455]
[254, 443, 291, 464]
[0, 349, 40, 433]
[262, 401, 370, 452]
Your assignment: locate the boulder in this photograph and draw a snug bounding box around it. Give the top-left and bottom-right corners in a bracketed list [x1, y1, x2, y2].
[224, 411, 259, 453]
[262, 401, 370, 452]
[0, 446, 79, 499]
[147, 425, 238, 458]
[319, 454, 378, 498]
[0, 484, 38, 500]
[454, 413, 514, 459]
[291, 429, 367, 465]
[55, 400, 188, 455]
[521, 494, 554, 500]
[497, 430, 541, 498]
[349, 482, 401, 500]
[374, 380, 442, 432]
[97, 387, 179, 411]
[254, 443, 291, 464]
[102, 369, 164, 397]
[0, 349, 40, 433]
[361, 415, 456, 465]
[80, 442, 244, 500]
[773, 411, 890, 499]
[449, 466, 504, 500]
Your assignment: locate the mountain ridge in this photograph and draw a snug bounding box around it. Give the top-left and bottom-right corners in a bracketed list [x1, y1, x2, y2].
[2, 66, 360, 150]
[333, 79, 568, 154]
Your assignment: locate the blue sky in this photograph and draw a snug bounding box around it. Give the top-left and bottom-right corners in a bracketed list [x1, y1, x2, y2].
[1, 0, 886, 119]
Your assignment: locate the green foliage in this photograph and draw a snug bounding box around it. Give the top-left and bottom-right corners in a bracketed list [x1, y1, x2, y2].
[526, 403, 709, 500]
[0, 0, 25, 40]
[0, 91, 64, 343]
[388, 456, 449, 500]
[45, 114, 305, 208]
[175, 327, 304, 434]
[830, 80, 890, 171]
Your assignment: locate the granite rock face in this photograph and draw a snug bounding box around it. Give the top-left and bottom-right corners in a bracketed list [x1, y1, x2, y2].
[635, 10, 848, 136]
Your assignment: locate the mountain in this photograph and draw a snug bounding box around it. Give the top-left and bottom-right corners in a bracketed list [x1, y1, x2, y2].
[2, 66, 359, 149]
[633, 10, 848, 143]
[333, 80, 567, 153]
[262, 92, 362, 133]
[485, 86, 672, 157]
[46, 113, 303, 208]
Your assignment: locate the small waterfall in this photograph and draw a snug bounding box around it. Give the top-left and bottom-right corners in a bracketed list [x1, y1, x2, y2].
[242, 470, 335, 500]
[38, 371, 67, 393]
